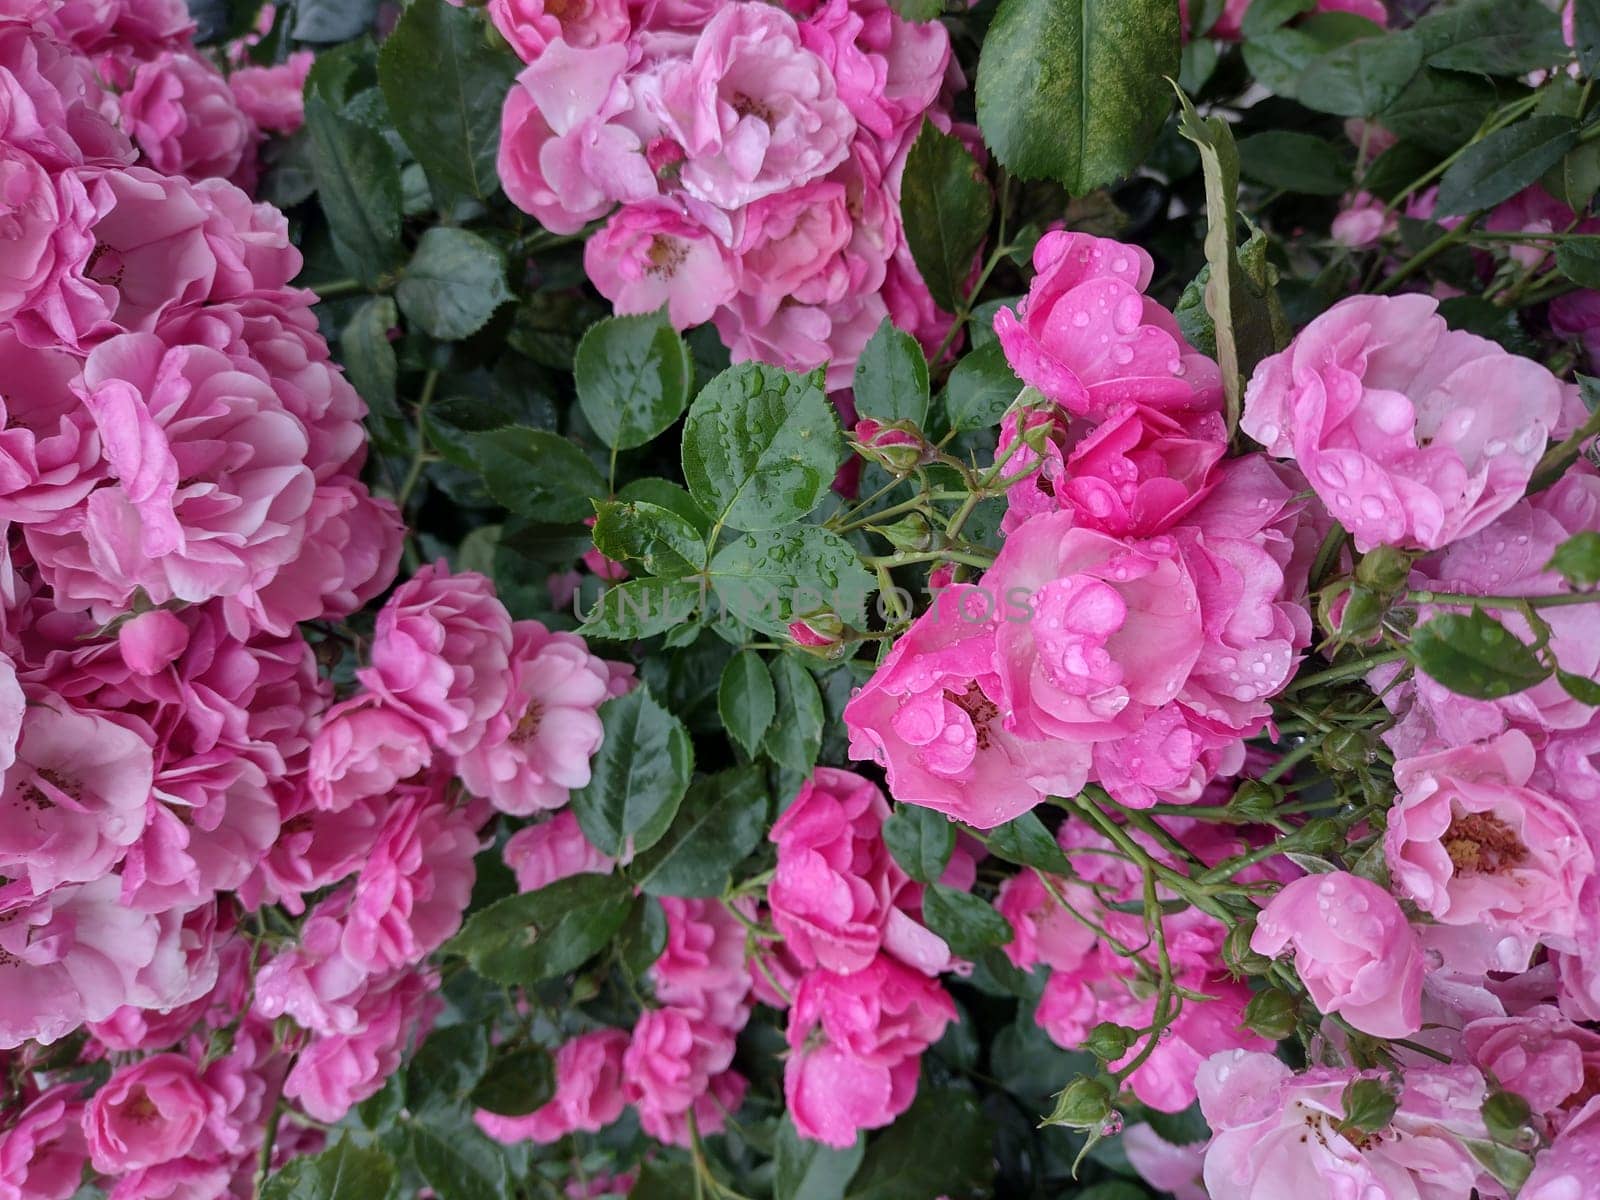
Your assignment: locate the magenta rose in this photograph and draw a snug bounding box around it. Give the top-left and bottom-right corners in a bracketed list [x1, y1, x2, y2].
[0, 333, 102, 526]
[488, 0, 628, 62]
[623, 1006, 737, 1134]
[226, 50, 314, 135]
[798, 0, 949, 146]
[476, 1029, 629, 1144]
[84, 1054, 215, 1173]
[1252, 871, 1424, 1038]
[120, 50, 256, 185]
[1389, 731, 1593, 964]
[306, 694, 432, 813]
[0, 1084, 87, 1200]
[652, 897, 752, 1029]
[502, 809, 615, 893]
[995, 231, 1223, 421]
[1242, 293, 1565, 552]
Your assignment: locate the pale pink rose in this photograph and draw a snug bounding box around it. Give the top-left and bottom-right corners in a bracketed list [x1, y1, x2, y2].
[498, 41, 654, 235]
[637, 1069, 747, 1147]
[1330, 191, 1396, 249]
[0, 332, 101, 524]
[456, 621, 610, 815]
[0, 1084, 88, 1200]
[996, 399, 1226, 537]
[252, 906, 372, 1037]
[503, 809, 615, 892]
[307, 695, 432, 813]
[715, 289, 890, 390]
[281, 968, 440, 1123]
[117, 610, 190, 676]
[648, 3, 855, 211]
[623, 1006, 736, 1133]
[1101, 971, 1266, 1113]
[1251, 871, 1424, 1038]
[843, 585, 1092, 828]
[106, 1159, 232, 1200]
[783, 956, 954, 1148]
[994, 870, 1097, 972]
[1463, 1006, 1600, 1127]
[729, 181, 854, 324]
[1242, 293, 1565, 552]
[653, 897, 752, 1029]
[43, 0, 194, 56]
[1389, 732, 1593, 965]
[90, 932, 252, 1052]
[995, 232, 1222, 421]
[83, 1055, 214, 1173]
[338, 782, 481, 975]
[585, 200, 738, 330]
[27, 332, 316, 622]
[0, 698, 152, 893]
[798, 0, 948, 144]
[1197, 1053, 1487, 1200]
[357, 564, 514, 756]
[475, 1029, 629, 1144]
[1123, 1125, 1206, 1200]
[251, 792, 388, 915]
[0, 876, 165, 1048]
[120, 50, 257, 186]
[226, 50, 313, 135]
[0, 21, 133, 170]
[1524, 1097, 1600, 1200]
[489, 0, 629, 61]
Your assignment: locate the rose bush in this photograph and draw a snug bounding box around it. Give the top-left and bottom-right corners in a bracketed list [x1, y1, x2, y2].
[3, 0, 1600, 1198]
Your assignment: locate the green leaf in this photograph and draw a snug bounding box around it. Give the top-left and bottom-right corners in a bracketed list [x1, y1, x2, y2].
[1549, 531, 1600, 586]
[378, 0, 517, 200]
[1577, 0, 1600, 75]
[591, 501, 706, 578]
[1174, 90, 1284, 433]
[846, 1091, 994, 1200]
[294, 0, 379, 41]
[630, 1162, 699, 1200]
[1144, 1102, 1211, 1146]
[853, 319, 931, 426]
[571, 687, 694, 856]
[681, 363, 842, 532]
[1237, 131, 1353, 194]
[975, 0, 1181, 195]
[616, 894, 668, 977]
[945, 340, 1021, 431]
[444, 873, 635, 984]
[1298, 32, 1424, 117]
[1413, 0, 1568, 75]
[1408, 609, 1552, 700]
[619, 477, 712, 533]
[1241, 13, 1383, 100]
[1556, 239, 1600, 289]
[473, 427, 606, 523]
[899, 122, 992, 311]
[1239, 0, 1314, 38]
[719, 651, 777, 758]
[469, 1047, 554, 1117]
[1463, 1138, 1535, 1192]
[263, 1138, 396, 1200]
[575, 311, 694, 451]
[882, 805, 955, 884]
[582, 577, 707, 640]
[304, 96, 401, 285]
[764, 656, 826, 774]
[776, 1118, 865, 1200]
[1559, 668, 1600, 706]
[985, 811, 1072, 875]
[1379, 69, 1501, 155]
[396, 227, 512, 341]
[1435, 296, 1535, 357]
[409, 1122, 508, 1200]
[1434, 116, 1580, 217]
[339, 297, 405, 455]
[708, 526, 874, 639]
[633, 766, 770, 897]
[406, 1023, 487, 1113]
[921, 884, 1012, 958]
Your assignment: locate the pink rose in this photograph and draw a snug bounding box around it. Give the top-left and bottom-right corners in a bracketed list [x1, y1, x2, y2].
[503, 809, 616, 893]
[623, 1006, 736, 1133]
[117, 610, 190, 676]
[652, 897, 752, 1029]
[455, 620, 611, 815]
[637, 1070, 747, 1148]
[843, 585, 1092, 828]
[497, 41, 654, 235]
[1100, 971, 1266, 1113]
[0, 698, 152, 893]
[0, 21, 132, 170]
[728, 181, 855, 324]
[1524, 1097, 1600, 1200]
[1123, 1125, 1205, 1200]
[1330, 191, 1397, 249]
[0, 332, 102, 525]
[995, 232, 1222, 421]
[84, 1055, 214, 1173]
[1242, 293, 1565, 551]
[120, 50, 257, 186]
[476, 1029, 629, 1144]
[798, 0, 949, 145]
[488, 0, 629, 61]
[227, 50, 314, 135]
[584, 200, 738, 330]
[1194, 0, 1387, 39]
[0, 1084, 87, 1200]
[1389, 731, 1593, 965]
[307, 695, 432, 813]
[1197, 1053, 1486, 1200]
[994, 870, 1098, 972]
[1463, 1006, 1600, 1125]
[783, 956, 954, 1148]
[1251, 871, 1424, 1038]
[357, 563, 514, 756]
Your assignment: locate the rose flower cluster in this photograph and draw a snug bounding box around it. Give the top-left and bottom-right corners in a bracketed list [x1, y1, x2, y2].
[0, 5, 623, 1198]
[494, 0, 960, 388]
